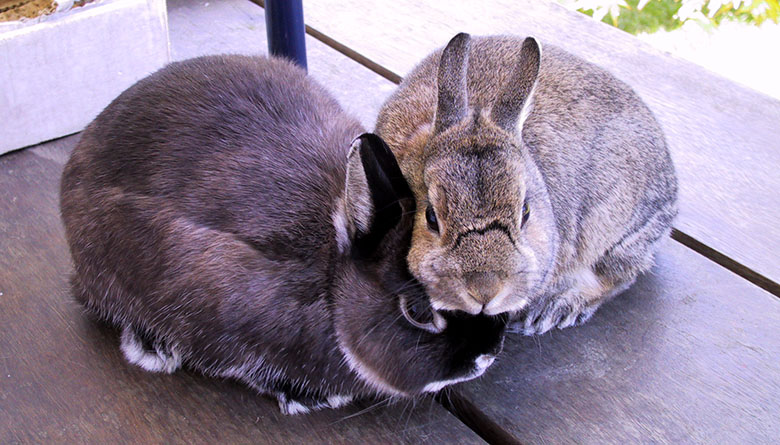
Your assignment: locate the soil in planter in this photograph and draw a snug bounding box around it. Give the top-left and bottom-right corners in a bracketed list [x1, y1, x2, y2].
[0, 0, 57, 22]
[1, 0, 94, 22]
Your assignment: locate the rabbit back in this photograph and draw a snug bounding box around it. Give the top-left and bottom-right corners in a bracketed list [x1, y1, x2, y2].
[379, 36, 676, 253]
[62, 54, 510, 412]
[61, 55, 364, 389]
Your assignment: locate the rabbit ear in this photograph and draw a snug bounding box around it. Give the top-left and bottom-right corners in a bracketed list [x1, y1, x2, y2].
[434, 33, 471, 133]
[489, 37, 541, 132]
[343, 133, 415, 256]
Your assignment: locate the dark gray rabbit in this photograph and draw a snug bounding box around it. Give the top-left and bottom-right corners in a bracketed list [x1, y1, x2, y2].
[375, 34, 678, 335]
[60, 55, 505, 414]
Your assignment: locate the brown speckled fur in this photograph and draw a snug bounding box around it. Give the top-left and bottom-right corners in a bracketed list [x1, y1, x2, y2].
[375, 34, 678, 334]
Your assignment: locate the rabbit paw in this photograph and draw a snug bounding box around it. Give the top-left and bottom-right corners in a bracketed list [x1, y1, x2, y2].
[511, 267, 611, 335]
[120, 326, 181, 373]
[512, 297, 599, 336]
[276, 392, 354, 415]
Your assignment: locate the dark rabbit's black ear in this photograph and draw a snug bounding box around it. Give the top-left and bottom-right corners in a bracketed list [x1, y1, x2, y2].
[343, 133, 415, 257]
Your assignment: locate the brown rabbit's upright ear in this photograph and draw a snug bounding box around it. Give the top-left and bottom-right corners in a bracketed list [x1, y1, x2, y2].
[434, 32, 471, 133]
[489, 36, 541, 132]
[343, 133, 415, 257]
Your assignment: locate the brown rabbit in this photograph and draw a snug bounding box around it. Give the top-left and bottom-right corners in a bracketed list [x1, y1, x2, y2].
[375, 34, 678, 335]
[60, 55, 506, 414]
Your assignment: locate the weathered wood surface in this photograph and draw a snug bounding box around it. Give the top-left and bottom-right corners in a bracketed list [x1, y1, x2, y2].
[457, 239, 780, 443]
[302, 0, 780, 288]
[0, 1, 483, 443]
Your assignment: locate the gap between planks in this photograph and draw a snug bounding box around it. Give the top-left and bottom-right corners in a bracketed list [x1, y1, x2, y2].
[437, 390, 524, 445]
[249, 0, 401, 83]
[670, 229, 779, 296]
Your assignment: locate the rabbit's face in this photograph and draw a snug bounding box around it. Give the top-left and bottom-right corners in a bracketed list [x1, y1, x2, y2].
[406, 115, 558, 316]
[332, 133, 506, 397]
[332, 210, 507, 396]
[389, 33, 551, 317]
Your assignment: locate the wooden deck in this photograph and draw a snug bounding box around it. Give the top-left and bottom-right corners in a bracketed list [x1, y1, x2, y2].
[1, 0, 779, 443]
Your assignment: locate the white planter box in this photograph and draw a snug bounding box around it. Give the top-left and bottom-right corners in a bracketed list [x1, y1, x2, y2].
[0, 0, 170, 154]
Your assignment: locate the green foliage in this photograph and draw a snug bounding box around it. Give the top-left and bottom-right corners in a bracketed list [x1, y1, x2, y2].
[704, 0, 780, 25]
[557, 1, 780, 34]
[614, 0, 684, 33]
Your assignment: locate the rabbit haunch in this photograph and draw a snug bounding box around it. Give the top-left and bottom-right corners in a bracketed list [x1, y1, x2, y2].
[60, 55, 505, 414]
[375, 33, 678, 335]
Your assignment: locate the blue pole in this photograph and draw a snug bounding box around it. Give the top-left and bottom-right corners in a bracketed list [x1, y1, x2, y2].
[265, 0, 308, 71]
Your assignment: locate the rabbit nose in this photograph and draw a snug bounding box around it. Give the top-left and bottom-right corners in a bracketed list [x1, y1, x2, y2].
[464, 272, 503, 305]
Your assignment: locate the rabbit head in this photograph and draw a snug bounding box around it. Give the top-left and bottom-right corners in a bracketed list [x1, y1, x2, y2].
[399, 34, 559, 316]
[332, 133, 506, 396]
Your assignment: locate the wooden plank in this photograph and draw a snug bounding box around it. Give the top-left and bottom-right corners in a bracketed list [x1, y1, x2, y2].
[452, 238, 780, 443]
[302, 0, 780, 289]
[0, 1, 484, 442]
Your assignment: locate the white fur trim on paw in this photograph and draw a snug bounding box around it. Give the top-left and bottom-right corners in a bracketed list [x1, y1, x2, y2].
[276, 392, 314, 415]
[576, 305, 598, 325]
[423, 377, 467, 393]
[326, 394, 354, 409]
[278, 398, 311, 415]
[557, 310, 581, 329]
[120, 326, 181, 374]
[535, 315, 557, 335]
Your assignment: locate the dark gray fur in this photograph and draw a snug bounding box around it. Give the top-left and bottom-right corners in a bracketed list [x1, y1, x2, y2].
[60, 55, 505, 414]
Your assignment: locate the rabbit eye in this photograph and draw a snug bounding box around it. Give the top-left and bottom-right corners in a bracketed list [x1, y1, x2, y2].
[408, 300, 426, 320]
[426, 204, 439, 233]
[521, 201, 530, 227]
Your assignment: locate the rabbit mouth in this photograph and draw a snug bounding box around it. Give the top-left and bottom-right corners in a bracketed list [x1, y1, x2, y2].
[399, 294, 447, 333]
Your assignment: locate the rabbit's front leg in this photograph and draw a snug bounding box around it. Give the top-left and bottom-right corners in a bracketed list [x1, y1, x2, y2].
[512, 267, 615, 336]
